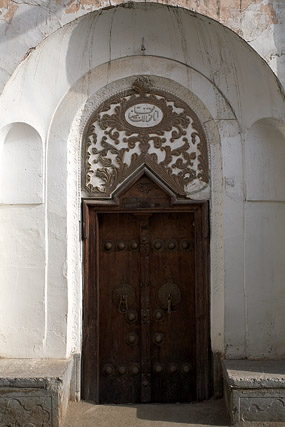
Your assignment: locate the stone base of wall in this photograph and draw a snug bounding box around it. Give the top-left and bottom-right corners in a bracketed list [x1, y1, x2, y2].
[0, 358, 73, 427]
[223, 360, 285, 424]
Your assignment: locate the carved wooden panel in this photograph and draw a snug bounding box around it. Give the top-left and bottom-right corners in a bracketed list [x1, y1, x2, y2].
[118, 173, 172, 210]
[82, 77, 209, 197]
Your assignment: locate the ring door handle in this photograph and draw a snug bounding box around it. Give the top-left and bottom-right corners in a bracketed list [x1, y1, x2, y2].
[118, 294, 128, 313]
[158, 281, 182, 313]
[112, 284, 135, 314]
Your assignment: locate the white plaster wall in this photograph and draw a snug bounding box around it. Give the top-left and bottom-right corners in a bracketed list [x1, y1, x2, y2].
[243, 118, 285, 358]
[0, 122, 45, 357]
[221, 119, 245, 358]
[0, 205, 45, 357]
[245, 202, 285, 358]
[0, 4, 284, 360]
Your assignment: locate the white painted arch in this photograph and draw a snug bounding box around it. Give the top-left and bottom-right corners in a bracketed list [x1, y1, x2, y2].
[0, 3, 284, 361]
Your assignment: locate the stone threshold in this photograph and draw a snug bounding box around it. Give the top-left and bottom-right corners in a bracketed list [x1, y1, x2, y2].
[223, 360, 285, 424]
[0, 358, 74, 427]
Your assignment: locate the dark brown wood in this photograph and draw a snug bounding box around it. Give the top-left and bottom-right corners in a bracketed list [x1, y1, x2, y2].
[82, 172, 211, 403]
[82, 207, 98, 402]
[98, 213, 141, 403]
[149, 212, 196, 402]
[138, 216, 152, 402]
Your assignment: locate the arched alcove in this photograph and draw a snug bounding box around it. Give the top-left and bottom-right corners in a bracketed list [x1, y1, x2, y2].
[245, 117, 285, 358]
[0, 122, 45, 357]
[0, 122, 43, 204]
[246, 118, 285, 201]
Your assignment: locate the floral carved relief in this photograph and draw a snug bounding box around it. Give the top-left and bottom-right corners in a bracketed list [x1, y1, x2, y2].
[0, 397, 51, 427]
[82, 77, 209, 197]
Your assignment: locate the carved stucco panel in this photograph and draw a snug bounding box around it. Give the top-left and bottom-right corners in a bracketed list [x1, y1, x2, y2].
[241, 396, 285, 421]
[81, 76, 210, 199]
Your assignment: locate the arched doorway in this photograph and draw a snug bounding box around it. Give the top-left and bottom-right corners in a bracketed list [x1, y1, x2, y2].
[81, 77, 211, 403]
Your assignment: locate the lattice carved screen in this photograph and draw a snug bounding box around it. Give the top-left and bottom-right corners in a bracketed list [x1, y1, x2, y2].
[82, 77, 209, 198]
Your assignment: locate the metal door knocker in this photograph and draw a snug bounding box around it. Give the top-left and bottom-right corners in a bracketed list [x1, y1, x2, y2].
[112, 284, 135, 314]
[158, 281, 181, 313]
[119, 294, 128, 313]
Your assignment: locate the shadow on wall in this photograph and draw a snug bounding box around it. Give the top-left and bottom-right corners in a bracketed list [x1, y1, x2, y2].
[0, 2, 68, 92]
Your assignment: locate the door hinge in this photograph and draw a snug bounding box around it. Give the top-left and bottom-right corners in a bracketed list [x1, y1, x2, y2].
[82, 221, 89, 240]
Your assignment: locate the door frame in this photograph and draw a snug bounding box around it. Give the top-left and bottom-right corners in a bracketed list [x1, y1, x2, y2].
[82, 169, 211, 402]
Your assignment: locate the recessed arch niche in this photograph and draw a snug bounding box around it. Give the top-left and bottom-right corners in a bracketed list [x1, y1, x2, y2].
[245, 118, 285, 201]
[0, 122, 43, 204]
[61, 63, 225, 361]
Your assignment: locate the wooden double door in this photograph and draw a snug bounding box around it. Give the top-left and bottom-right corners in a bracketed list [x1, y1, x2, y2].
[98, 211, 196, 403]
[82, 172, 210, 404]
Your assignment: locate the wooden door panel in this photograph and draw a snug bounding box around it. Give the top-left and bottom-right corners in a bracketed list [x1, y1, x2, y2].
[149, 213, 196, 402]
[83, 204, 209, 403]
[97, 212, 196, 403]
[98, 213, 141, 403]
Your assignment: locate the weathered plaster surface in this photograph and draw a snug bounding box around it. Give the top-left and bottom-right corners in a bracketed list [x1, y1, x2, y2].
[245, 202, 285, 358]
[0, 0, 284, 94]
[0, 205, 46, 357]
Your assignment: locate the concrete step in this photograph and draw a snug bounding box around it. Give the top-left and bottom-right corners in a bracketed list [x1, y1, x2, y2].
[223, 360, 285, 424]
[0, 358, 73, 427]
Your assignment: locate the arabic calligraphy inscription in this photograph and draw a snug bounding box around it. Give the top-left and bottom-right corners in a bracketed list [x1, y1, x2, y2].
[125, 103, 163, 127]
